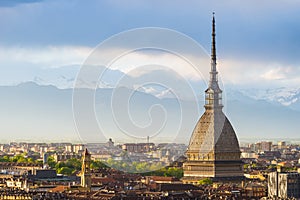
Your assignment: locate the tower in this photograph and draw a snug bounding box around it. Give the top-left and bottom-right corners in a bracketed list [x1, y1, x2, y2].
[183, 14, 243, 184]
[81, 148, 91, 190]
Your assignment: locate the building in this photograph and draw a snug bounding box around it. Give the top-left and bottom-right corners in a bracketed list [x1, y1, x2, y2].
[261, 141, 272, 152]
[107, 138, 114, 148]
[253, 141, 272, 153]
[31, 169, 57, 179]
[0, 162, 42, 175]
[183, 14, 243, 184]
[243, 182, 267, 198]
[122, 143, 155, 153]
[65, 144, 84, 153]
[268, 167, 300, 199]
[53, 152, 81, 162]
[81, 148, 91, 191]
[278, 141, 286, 149]
[6, 178, 27, 189]
[258, 150, 281, 160]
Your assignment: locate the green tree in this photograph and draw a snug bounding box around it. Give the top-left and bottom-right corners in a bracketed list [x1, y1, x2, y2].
[57, 167, 73, 176]
[165, 167, 183, 179]
[0, 156, 10, 162]
[251, 163, 257, 168]
[135, 162, 148, 173]
[27, 158, 34, 163]
[198, 178, 213, 185]
[16, 156, 27, 163]
[243, 164, 249, 169]
[47, 156, 56, 168]
[66, 158, 81, 170]
[90, 160, 108, 170]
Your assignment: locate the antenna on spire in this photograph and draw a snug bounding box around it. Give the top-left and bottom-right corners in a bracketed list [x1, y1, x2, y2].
[211, 12, 216, 64]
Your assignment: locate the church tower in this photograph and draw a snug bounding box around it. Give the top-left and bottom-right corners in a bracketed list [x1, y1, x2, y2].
[81, 148, 91, 190]
[183, 14, 243, 184]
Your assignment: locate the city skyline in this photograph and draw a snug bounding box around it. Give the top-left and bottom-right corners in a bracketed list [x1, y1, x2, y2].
[1, 1, 300, 199]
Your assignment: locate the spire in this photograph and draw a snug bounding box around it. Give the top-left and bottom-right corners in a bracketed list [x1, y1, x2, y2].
[209, 12, 218, 87]
[211, 12, 216, 65]
[205, 13, 223, 109]
[81, 147, 91, 191]
[84, 148, 89, 155]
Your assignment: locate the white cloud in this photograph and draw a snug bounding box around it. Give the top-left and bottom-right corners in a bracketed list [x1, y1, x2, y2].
[108, 50, 209, 82]
[261, 68, 284, 80]
[0, 45, 92, 68]
[218, 58, 300, 87]
[0, 44, 299, 90]
[261, 67, 292, 80]
[0, 45, 93, 85]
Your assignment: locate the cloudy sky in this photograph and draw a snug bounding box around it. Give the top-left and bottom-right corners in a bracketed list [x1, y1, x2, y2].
[0, 0, 300, 143]
[0, 0, 299, 89]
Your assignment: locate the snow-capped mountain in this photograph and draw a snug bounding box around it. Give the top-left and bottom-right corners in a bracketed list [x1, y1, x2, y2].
[1, 82, 299, 142]
[236, 88, 300, 111]
[5, 64, 300, 111]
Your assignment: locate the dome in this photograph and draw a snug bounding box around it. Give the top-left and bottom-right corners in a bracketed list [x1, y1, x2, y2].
[188, 109, 240, 154]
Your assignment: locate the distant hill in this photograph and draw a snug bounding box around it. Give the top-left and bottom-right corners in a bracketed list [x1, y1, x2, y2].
[0, 82, 299, 143]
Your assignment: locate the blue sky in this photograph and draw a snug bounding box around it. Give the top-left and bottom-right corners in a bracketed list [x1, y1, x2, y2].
[0, 0, 299, 89]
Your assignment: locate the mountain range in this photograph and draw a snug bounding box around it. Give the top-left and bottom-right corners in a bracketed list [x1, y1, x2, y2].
[0, 81, 299, 144]
[28, 65, 300, 111]
[0, 65, 299, 143]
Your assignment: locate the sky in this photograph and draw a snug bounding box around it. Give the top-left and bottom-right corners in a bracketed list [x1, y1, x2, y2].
[0, 0, 299, 88]
[0, 0, 300, 143]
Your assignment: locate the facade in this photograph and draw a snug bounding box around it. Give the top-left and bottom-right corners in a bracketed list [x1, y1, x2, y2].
[81, 148, 91, 191]
[268, 168, 300, 199]
[0, 162, 42, 176]
[6, 178, 27, 189]
[278, 141, 286, 149]
[183, 14, 243, 183]
[53, 152, 81, 162]
[243, 183, 267, 198]
[253, 141, 272, 153]
[122, 143, 155, 153]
